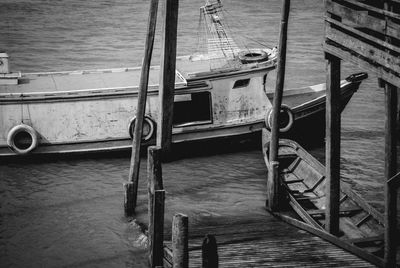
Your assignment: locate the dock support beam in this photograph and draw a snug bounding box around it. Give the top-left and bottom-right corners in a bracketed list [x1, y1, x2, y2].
[383, 80, 398, 268]
[172, 214, 189, 268]
[157, 0, 179, 157]
[124, 0, 159, 216]
[147, 146, 164, 267]
[151, 190, 165, 267]
[325, 52, 341, 236]
[267, 0, 291, 212]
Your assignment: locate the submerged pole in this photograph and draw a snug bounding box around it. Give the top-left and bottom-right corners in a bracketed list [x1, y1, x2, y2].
[267, 0, 291, 211]
[124, 0, 159, 216]
[157, 0, 179, 157]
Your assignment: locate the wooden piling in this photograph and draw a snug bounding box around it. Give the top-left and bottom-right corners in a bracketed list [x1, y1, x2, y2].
[383, 81, 398, 267]
[172, 213, 188, 268]
[202, 234, 218, 268]
[157, 0, 179, 156]
[150, 189, 165, 268]
[267, 0, 291, 212]
[147, 146, 164, 265]
[325, 52, 341, 236]
[124, 0, 159, 216]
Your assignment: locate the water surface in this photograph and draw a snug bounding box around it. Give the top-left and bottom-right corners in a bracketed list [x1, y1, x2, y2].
[1, 0, 399, 267]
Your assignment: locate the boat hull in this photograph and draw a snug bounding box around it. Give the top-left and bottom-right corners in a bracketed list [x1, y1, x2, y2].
[261, 135, 386, 263]
[0, 71, 366, 157]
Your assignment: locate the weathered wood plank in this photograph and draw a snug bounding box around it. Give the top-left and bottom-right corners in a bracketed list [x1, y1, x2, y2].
[343, 0, 400, 20]
[326, 26, 400, 74]
[323, 41, 400, 88]
[326, 0, 385, 33]
[325, 17, 400, 54]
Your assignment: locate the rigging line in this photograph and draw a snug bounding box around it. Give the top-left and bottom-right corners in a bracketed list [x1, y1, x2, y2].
[219, 8, 248, 53]
[222, 7, 275, 49]
[195, 8, 202, 54]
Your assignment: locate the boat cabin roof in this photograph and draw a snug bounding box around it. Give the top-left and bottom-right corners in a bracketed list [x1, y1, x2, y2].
[0, 66, 186, 94]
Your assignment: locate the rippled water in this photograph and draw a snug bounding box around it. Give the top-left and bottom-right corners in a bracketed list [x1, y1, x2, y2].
[1, 0, 399, 267]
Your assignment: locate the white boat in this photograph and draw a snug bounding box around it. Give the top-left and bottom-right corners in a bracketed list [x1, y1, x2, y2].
[0, 1, 366, 157]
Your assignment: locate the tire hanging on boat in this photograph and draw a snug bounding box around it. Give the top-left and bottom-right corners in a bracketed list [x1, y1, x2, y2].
[7, 124, 39, 155]
[128, 115, 155, 141]
[238, 49, 269, 64]
[265, 104, 294, 133]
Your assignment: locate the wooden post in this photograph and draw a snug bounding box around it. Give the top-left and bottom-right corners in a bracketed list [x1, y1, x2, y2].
[383, 81, 398, 267]
[157, 0, 179, 156]
[150, 189, 165, 267]
[124, 0, 159, 216]
[325, 52, 341, 236]
[147, 146, 164, 263]
[202, 234, 218, 268]
[172, 213, 188, 268]
[267, 0, 291, 212]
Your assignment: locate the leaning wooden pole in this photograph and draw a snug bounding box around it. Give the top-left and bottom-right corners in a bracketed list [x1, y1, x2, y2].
[325, 52, 341, 236]
[157, 0, 179, 157]
[267, 0, 291, 212]
[124, 0, 159, 216]
[383, 81, 397, 267]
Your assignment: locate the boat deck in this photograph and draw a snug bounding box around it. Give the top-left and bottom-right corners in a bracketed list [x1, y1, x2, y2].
[0, 66, 186, 94]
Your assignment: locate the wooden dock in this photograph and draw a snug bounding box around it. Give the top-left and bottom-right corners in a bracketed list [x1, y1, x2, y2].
[162, 216, 376, 267]
[135, 146, 386, 267]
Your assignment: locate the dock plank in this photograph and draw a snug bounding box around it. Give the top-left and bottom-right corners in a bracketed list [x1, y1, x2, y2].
[164, 219, 376, 267]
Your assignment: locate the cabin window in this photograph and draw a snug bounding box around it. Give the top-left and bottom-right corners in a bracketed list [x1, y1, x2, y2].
[233, 78, 250, 89]
[173, 92, 212, 127]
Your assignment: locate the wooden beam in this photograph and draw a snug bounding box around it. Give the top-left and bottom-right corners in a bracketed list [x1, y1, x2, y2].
[267, 0, 291, 212]
[172, 213, 189, 268]
[148, 146, 164, 264]
[326, 1, 385, 33]
[151, 190, 165, 267]
[325, 52, 341, 236]
[323, 41, 400, 88]
[344, 0, 400, 20]
[325, 17, 400, 55]
[157, 0, 179, 156]
[277, 213, 385, 267]
[325, 26, 400, 74]
[383, 80, 398, 267]
[124, 0, 159, 216]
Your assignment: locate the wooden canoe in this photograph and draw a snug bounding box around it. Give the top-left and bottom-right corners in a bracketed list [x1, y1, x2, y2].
[262, 133, 386, 258]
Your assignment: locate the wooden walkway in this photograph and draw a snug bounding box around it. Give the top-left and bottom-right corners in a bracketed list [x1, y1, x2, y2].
[163, 216, 375, 267]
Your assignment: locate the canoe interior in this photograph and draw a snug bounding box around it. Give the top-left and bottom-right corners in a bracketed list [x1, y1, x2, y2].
[263, 137, 386, 257]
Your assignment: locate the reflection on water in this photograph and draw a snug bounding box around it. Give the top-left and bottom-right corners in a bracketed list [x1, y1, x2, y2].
[1, 0, 399, 267]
